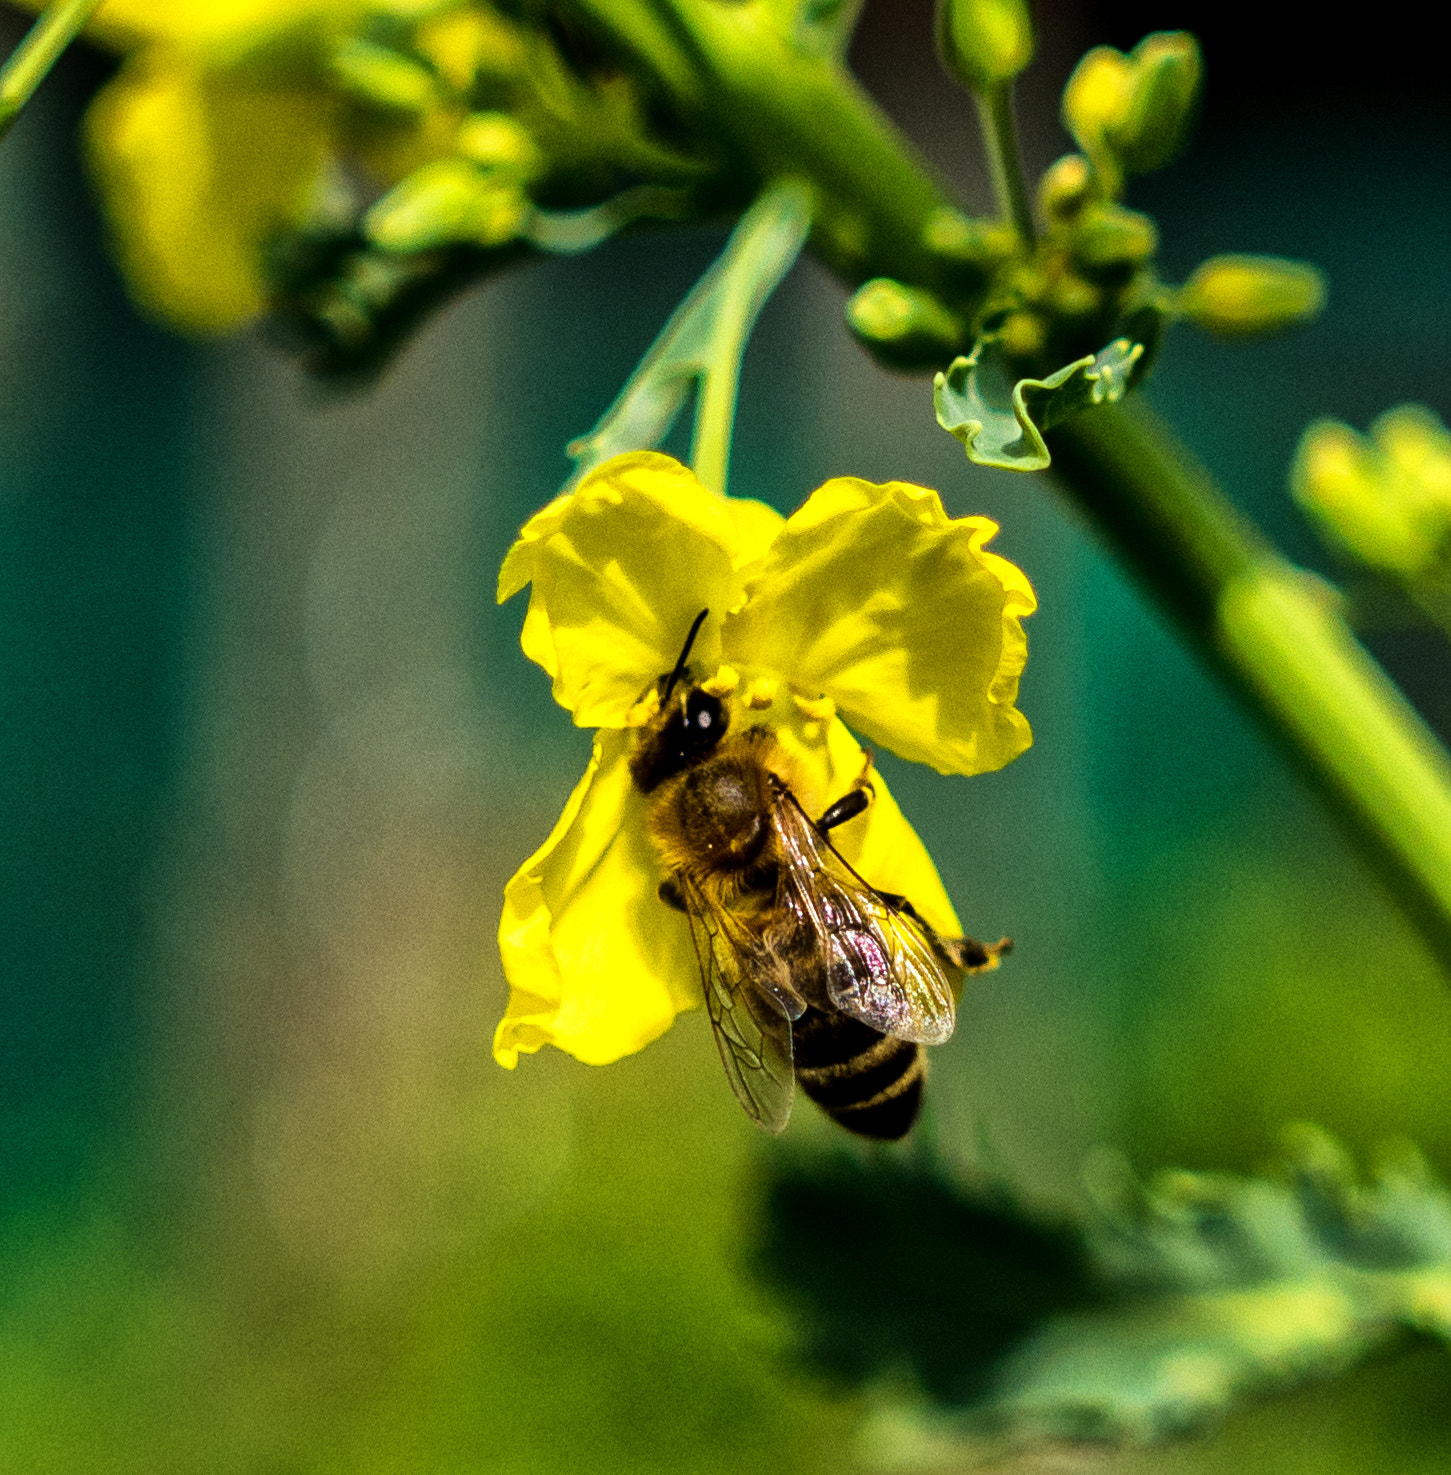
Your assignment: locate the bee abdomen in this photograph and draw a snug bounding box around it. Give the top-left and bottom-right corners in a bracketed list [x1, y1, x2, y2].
[792, 1007, 924, 1141]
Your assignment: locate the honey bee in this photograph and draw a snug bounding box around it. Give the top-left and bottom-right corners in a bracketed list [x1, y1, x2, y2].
[630, 610, 1010, 1139]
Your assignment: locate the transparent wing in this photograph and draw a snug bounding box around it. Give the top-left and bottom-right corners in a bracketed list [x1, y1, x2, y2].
[677, 874, 796, 1134]
[772, 792, 957, 1045]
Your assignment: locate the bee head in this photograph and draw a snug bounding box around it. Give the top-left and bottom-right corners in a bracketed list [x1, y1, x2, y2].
[629, 609, 727, 792]
[629, 683, 728, 793]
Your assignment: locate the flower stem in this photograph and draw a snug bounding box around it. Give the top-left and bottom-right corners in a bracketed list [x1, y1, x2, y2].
[975, 84, 1035, 243]
[1047, 401, 1451, 971]
[564, 179, 810, 494]
[0, 0, 103, 143]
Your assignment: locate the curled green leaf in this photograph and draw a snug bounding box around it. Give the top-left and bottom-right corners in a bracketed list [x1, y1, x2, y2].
[934, 332, 1144, 471]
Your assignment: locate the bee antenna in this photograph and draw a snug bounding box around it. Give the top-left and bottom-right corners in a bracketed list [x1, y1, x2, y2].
[662, 608, 709, 700]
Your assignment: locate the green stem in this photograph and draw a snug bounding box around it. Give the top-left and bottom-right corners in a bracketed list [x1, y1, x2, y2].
[689, 333, 739, 497]
[572, 0, 951, 289]
[975, 84, 1035, 243]
[0, 0, 103, 142]
[564, 179, 811, 494]
[1048, 402, 1451, 972]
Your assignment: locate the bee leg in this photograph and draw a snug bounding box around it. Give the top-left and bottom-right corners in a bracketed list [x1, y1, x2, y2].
[657, 876, 688, 913]
[877, 890, 1013, 973]
[941, 934, 1014, 972]
[816, 788, 869, 834]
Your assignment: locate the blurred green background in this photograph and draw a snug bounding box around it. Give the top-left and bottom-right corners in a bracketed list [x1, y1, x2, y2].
[2, 2, 1450, 1470]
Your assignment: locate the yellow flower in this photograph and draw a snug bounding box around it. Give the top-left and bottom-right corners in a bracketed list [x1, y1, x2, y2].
[20, 0, 530, 332]
[494, 452, 1036, 1069]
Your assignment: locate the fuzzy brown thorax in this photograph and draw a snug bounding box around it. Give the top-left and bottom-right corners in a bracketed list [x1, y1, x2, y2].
[644, 728, 787, 900]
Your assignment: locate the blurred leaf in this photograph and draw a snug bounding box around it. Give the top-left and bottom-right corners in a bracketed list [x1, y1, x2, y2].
[758, 1128, 1451, 1451]
[757, 1151, 1101, 1405]
[934, 331, 1142, 472]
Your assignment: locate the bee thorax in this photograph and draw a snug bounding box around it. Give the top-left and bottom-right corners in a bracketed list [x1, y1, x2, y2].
[672, 758, 772, 868]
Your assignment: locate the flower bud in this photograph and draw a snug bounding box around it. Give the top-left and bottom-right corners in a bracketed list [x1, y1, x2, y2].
[935, 0, 1034, 93]
[1069, 203, 1157, 278]
[1110, 32, 1201, 174]
[846, 278, 963, 367]
[922, 207, 1018, 276]
[1179, 255, 1325, 338]
[1063, 33, 1201, 185]
[1062, 46, 1132, 155]
[364, 159, 529, 253]
[1036, 153, 1093, 226]
[1376, 406, 1451, 497]
[1292, 412, 1451, 578]
[329, 37, 440, 116]
[456, 112, 541, 178]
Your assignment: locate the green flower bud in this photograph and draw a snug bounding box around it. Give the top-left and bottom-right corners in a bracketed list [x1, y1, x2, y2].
[922, 207, 1018, 274]
[1292, 408, 1451, 578]
[1063, 32, 1201, 188]
[456, 112, 542, 179]
[1111, 33, 1202, 174]
[1179, 255, 1326, 337]
[1063, 46, 1132, 152]
[994, 308, 1045, 362]
[935, 0, 1034, 93]
[364, 159, 529, 253]
[846, 278, 963, 368]
[1069, 203, 1157, 278]
[330, 37, 440, 116]
[1046, 271, 1100, 320]
[1036, 153, 1093, 227]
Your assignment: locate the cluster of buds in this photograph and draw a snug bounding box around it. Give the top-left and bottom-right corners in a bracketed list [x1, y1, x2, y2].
[1293, 407, 1451, 584]
[268, 3, 711, 371]
[848, 12, 1324, 385]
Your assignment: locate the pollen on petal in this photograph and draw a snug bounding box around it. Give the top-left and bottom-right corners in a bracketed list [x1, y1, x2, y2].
[743, 677, 779, 710]
[625, 689, 661, 727]
[701, 665, 740, 696]
[793, 693, 837, 723]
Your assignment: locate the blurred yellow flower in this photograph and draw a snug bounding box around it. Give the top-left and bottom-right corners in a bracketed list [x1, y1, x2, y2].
[18, 0, 527, 331]
[494, 452, 1036, 1069]
[1292, 407, 1451, 581]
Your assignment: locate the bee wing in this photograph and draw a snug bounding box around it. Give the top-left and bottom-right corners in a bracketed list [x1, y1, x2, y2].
[772, 794, 957, 1046]
[678, 874, 796, 1134]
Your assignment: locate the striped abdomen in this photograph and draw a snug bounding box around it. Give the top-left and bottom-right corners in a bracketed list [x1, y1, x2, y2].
[792, 1007, 924, 1140]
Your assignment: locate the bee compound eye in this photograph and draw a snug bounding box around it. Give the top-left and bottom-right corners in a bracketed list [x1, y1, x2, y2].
[684, 689, 724, 739]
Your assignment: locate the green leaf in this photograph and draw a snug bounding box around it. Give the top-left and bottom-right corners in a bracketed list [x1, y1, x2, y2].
[934, 332, 1143, 472]
[759, 1128, 1451, 1454]
[757, 1152, 1101, 1407]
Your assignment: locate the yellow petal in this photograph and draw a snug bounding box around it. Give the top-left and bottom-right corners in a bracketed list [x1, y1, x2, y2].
[724, 478, 1035, 776]
[85, 53, 333, 332]
[50, 0, 365, 52]
[729, 495, 786, 570]
[495, 732, 699, 1068]
[498, 453, 742, 728]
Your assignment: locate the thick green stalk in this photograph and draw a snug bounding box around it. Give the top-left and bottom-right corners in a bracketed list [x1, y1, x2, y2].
[571, 0, 951, 288]
[1048, 402, 1451, 971]
[0, 0, 103, 142]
